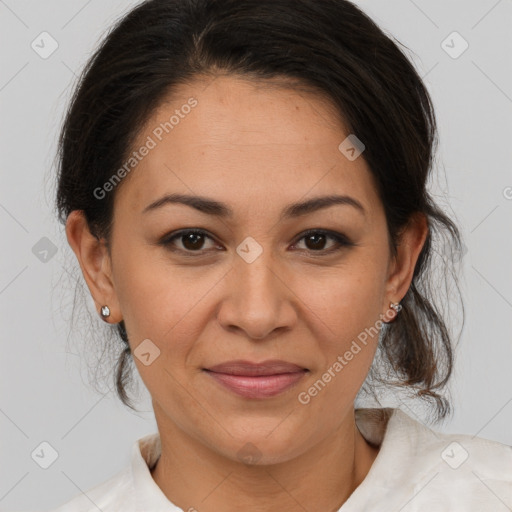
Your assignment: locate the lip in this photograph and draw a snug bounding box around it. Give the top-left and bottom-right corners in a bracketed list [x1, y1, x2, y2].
[203, 359, 308, 399]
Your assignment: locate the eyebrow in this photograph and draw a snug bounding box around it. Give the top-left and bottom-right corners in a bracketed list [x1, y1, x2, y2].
[142, 193, 366, 220]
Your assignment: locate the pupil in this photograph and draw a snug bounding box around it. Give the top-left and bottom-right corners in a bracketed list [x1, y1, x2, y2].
[307, 234, 325, 250]
[183, 233, 203, 250]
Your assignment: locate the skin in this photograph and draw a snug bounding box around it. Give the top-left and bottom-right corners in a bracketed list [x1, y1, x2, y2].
[66, 75, 428, 512]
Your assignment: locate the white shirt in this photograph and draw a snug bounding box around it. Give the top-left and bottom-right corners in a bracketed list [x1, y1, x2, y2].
[52, 407, 512, 511]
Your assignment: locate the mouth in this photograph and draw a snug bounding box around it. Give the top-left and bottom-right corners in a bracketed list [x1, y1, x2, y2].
[202, 359, 309, 399]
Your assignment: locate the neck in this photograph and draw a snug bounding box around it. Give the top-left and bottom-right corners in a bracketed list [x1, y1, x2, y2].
[151, 407, 380, 512]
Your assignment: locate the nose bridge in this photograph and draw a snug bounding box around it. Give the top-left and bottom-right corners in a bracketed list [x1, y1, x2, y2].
[234, 237, 281, 306]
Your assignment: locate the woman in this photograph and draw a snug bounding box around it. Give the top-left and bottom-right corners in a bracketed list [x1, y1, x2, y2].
[53, 0, 512, 510]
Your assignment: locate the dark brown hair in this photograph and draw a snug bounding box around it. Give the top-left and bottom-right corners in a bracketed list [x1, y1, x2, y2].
[55, 0, 465, 422]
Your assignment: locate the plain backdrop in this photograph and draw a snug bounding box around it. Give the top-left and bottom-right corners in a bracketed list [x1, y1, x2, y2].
[0, 0, 511, 510]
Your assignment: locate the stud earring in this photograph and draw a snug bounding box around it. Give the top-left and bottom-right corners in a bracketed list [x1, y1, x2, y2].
[100, 305, 111, 320]
[390, 302, 402, 313]
[383, 301, 401, 324]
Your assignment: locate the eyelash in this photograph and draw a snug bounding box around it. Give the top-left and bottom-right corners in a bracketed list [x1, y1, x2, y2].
[158, 228, 356, 257]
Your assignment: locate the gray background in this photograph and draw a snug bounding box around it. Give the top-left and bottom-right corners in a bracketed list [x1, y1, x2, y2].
[1, 0, 511, 510]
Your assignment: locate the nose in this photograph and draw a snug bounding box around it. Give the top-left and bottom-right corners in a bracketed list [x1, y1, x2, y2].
[216, 248, 297, 340]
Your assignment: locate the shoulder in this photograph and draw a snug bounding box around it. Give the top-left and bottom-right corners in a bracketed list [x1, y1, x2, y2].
[400, 409, 512, 478]
[388, 408, 512, 509]
[49, 432, 176, 512]
[49, 432, 166, 512]
[49, 465, 134, 512]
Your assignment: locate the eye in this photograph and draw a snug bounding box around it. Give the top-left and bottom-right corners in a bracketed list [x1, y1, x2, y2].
[292, 229, 355, 254]
[159, 229, 219, 255]
[158, 228, 355, 257]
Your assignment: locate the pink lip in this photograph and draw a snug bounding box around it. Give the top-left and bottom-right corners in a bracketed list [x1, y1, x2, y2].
[203, 360, 308, 399]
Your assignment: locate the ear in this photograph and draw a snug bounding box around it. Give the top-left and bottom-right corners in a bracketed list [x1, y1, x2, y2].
[65, 210, 122, 323]
[383, 212, 429, 319]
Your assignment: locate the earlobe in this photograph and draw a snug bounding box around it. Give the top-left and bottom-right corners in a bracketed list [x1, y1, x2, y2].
[65, 210, 122, 323]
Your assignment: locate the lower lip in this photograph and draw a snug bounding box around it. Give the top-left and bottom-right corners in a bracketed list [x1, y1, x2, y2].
[204, 370, 307, 399]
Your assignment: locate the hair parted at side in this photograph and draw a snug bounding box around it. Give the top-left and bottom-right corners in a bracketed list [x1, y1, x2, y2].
[55, 0, 465, 422]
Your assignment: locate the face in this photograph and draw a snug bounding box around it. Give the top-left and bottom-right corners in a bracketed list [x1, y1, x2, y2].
[71, 75, 423, 465]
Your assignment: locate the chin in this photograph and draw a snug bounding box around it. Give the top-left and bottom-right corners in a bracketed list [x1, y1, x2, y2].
[207, 421, 311, 466]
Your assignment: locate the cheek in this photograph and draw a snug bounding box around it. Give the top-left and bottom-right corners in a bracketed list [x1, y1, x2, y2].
[303, 260, 386, 341]
[111, 243, 228, 357]
[294, 273, 384, 413]
[296, 261, 387, 402]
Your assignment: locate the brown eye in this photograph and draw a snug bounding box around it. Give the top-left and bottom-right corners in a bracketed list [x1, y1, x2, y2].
[160, 229, 218, 254]
[181, 231, 207, 251]
[303, 233, 329, 251]
[159, 228, 355, 257]
[293, 229, 354, 254]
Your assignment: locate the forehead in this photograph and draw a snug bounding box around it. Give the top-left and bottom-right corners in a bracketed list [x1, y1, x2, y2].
[114, 75, 381, 221]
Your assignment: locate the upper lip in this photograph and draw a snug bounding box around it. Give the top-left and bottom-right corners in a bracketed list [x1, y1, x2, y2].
[204, 359, 308, 376]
